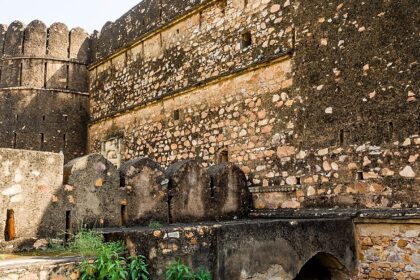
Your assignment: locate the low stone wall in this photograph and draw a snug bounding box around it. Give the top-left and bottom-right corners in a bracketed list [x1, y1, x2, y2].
[355, 220, 420, 280]
[0, 257, 79, 280]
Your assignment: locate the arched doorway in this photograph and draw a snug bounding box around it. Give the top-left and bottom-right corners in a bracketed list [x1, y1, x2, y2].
[294, 252, 350, 280]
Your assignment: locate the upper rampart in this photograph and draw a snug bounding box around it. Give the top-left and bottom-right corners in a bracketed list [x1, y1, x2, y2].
[91, 0, 208, 62]
[0, 20, 90, 92]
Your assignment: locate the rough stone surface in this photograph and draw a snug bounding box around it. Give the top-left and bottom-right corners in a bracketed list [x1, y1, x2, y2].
[60, 154, 124, 229]
[120, 157, 169, 225]
[0, 21, 90, 162]
[166, 160, 211, 223]
[0, 149, 63, 251]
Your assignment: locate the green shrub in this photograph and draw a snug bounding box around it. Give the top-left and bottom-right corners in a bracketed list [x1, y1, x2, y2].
[166, 261, 212, 280]
[148, 220, 163, 228]
[194, 268, 212, 280]
[73, 230, 149, 280]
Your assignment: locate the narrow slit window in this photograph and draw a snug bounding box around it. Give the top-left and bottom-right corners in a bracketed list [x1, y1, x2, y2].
[43, 62, 48, 88]
[339, 129, 345, 145]
[5, 209, 16, 241]
[65, 210, 72, 242]
[296, 177, 302, 186]
[217, 149, 229, 164]
[210, 178, 216, 198]
[19, 63, 23, 86]
[388, 121, 394, 141]
[40, 133, 45, 150]
[173, 109, 180, 121]
[66, 64, 70, 89]
[42, 115, 46, 121]
[12, 132, 17, 149]
[241, 32, 252, 49]
[121, 205, 128, 227]
[0, 66, 2, 83]
[63, 133, 67, 149]
[356, 171, 364, 180]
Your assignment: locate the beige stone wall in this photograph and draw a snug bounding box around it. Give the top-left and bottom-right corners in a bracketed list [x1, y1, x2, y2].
[355, 221, 420, 280]
[88, 57, 292, 197]
[0, 149, 63, 248]
[0, 258, 79, 280]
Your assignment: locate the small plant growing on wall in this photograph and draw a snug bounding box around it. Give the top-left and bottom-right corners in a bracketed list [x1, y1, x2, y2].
[70, 230, 149, 280]
[166, 260, 212, 280]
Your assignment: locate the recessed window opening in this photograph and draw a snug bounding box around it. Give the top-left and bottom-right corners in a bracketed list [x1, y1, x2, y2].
[65, 210, 72, 242]
[173, 109, 180, 121]
[199, 11, 203, 29]
[121, 205, 128, 227]
[241, 31, 252, 49]
[42, 115, 46, 121]
[15, 114, 19, 121]
[296, 177, 301, 186]
[65, 64, 70, 89]
[43, 62, 48, 88]
[40, 133, 45, 150]
[0, 66, 2, 83]
[217, 149, 229, 164]
[356, 171, 364, 180]
[388, 121, 394, 141]
[339, 129, 345, 145]
[63, 133, 67, 149]
[12, 132, 17, 149]
[210, 178, 216, 198]
[19, 63, 23, 86]
[5, 209, 16, 241]
[64, 115, 68, 121]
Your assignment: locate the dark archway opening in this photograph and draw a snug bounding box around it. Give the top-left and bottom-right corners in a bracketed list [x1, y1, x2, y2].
[294, 252, 350, 280]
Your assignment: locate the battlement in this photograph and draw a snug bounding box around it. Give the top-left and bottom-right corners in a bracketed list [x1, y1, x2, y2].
[90, 0, 207, 62]
[0, 20, 90, 92]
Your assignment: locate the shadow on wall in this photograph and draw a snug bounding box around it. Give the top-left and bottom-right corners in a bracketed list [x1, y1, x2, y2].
[0, 20, 90, 162]
[34, 155, 249, 243]
[294, 252, 351, 280]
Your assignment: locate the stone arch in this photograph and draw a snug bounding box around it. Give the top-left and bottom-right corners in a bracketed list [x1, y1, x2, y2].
[294, 252, 350, 280]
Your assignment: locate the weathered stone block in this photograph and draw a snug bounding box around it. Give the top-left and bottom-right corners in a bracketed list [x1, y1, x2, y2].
[208, 163, 249, 220]
[120, 158, 169, 226]
[62, 154, 124, 229]
[166, 160, 211, 223]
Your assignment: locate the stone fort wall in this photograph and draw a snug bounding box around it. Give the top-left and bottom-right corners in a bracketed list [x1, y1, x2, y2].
[0, 21, 90, 161]
[87, 0, 419, 210]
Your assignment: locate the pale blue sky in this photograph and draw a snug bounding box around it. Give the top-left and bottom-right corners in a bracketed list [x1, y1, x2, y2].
[0, 0, 142, 33]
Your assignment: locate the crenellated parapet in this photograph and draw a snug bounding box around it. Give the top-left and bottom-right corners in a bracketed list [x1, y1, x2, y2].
[0, 20, 90, 92]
